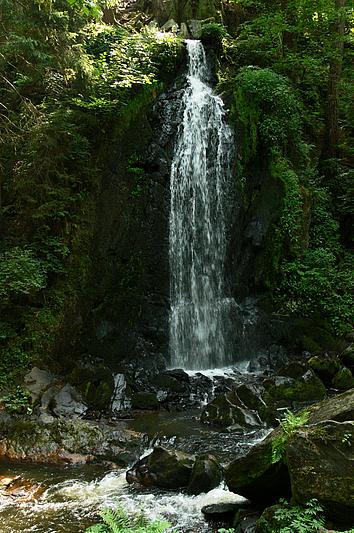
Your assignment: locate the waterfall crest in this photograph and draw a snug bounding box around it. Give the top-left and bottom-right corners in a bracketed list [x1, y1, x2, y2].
[169, 40, 235, 370]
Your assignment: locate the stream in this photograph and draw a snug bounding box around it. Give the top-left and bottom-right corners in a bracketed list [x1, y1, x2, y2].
[0, 367, 270, 533]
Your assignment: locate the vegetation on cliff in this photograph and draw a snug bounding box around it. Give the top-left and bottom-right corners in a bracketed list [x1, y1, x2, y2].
[216, 0, 353, 341]
[0, 0, 182, 385]
[0, 0, 352, 384]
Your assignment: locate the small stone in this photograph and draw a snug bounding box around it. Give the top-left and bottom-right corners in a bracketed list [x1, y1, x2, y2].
[24, 367, 53, 401]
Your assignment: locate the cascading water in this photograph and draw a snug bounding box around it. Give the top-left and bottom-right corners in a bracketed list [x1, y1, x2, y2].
[169, 40, 236, 370]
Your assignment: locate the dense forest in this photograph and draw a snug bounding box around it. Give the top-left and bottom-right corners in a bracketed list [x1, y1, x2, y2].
[0, 0, 352, 388]
[0, 1, 353, 532]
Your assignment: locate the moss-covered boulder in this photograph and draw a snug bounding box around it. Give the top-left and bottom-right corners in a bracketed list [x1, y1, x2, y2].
[264, 369, 326, 405]
[308, 355, 341, 384]
[224, 426, 291, 504]
[332, 366, 354, 391]
[225, 389, 354, 508]
[0, 416, 142, 466]
[286, 420, 354, 528]
[187, 453, 223, 495]
[126, 446, 194, 489]
[306, 387, 354, 423]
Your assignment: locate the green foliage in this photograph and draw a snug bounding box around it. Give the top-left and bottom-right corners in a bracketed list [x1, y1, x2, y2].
[273, 499, 325, 533]
[86, 507, 171, 533]
[0, 247, 47, 301]
[0, 1, 182, 383]
[0, 386, 33, 415]
[200, 23, 228, 45]
[272, 410, 309, 463]
[233, 67, 303, 161]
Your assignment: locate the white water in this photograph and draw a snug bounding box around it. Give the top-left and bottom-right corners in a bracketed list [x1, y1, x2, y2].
[0, 468, 245, 533]
[169, 40, 236, 370]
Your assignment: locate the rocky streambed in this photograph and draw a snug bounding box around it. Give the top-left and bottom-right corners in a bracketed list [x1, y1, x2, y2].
[0, 350, 353, 532]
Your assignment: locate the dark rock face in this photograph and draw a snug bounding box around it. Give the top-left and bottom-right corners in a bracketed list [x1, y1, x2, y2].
[126, 446, 194, 489]
[287, 420, 354, 528]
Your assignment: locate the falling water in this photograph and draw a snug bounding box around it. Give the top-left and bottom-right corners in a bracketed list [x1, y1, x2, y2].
[169, 40, 235, 370]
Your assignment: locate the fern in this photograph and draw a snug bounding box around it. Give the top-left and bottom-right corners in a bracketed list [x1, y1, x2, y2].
[86, 507, 172, 533]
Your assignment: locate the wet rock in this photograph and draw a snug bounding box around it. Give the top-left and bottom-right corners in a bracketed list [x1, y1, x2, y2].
[201, 390, 261, 429]
[234, 508, 260, 532]
[24, 367, 53, 402]
[235, 383, 274, 424]
[0, 475, 43, 502]
[52, 384, 87, 418]
[0, 417, 142, 465]
[308, 355, 341, 384]
[187, 453, 223, 495]
[225, 426, 291, 504]
[306, 387, 354, 423]
[131, 391, 159, 410]
[126, 446, 194, 489]
[201, 502, 243, 521]
[286, 420, 354, 528]
[332, 366, 354, 391]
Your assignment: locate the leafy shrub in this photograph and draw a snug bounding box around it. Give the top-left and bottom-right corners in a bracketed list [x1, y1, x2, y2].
[86, 507, 171, 533]
[0, 386, 33, 415]
[200, 23, 228, 45]
[233, 67, 303, 161]
[0, 247, 47, 301]
[274, 499, 325, 532]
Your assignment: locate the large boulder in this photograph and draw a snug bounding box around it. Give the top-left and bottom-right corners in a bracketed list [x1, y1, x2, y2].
[126, 446, 194, 490]
[306, 386, 354, 423]
[24, 367, 53, 402]
[224, 426, 291, 504]
[286, 420, 354, 528]
[0, 416, 142, 465]
[187, 453, 223, 495]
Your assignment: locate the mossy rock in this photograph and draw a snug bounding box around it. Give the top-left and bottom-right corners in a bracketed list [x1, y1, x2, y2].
[224, 425, 291, 504]
[308, 355, 341, 384]
[69, 364, 114, 411]
[332, 367, 354, 391]
[131, 392, 159, 410]
[187, 453, 223, 495]
[150, 374, 186, 393]
[286, 420, 354, 528]
[265, 369, 326, 404]
[254, 504, 284, 533]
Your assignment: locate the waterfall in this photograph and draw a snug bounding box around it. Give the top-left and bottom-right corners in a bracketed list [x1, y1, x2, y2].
[169, 40, 235, 370]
